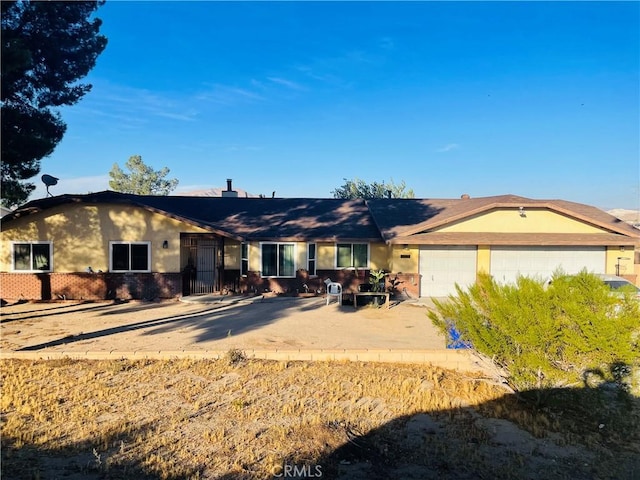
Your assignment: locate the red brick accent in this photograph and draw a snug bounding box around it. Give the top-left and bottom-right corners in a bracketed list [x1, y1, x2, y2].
[0, 273, 182, 301]
[236, 269, 422, 298]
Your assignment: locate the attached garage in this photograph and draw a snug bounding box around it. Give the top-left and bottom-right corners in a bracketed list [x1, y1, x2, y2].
[490, 246, 606, 284]
[420, 246, 477, 297]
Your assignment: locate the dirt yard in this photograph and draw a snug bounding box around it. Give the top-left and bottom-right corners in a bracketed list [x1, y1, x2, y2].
[0, 296, 446, 353]
[1, 298, 639, 479]
[2, 358, 639, 480]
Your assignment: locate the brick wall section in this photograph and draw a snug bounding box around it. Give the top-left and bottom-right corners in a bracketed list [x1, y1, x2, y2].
[0, 273, 182, 301]
[238, 269, 422, 298]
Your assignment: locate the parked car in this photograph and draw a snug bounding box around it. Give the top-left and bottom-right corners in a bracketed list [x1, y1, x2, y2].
[595, 274, 640, 300]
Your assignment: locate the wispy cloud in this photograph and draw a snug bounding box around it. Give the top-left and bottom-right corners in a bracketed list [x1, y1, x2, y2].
[436, 143, 461, 153]
[267, 77, 306, 91]
[79, 82, 199, 129]
[196, 84, 265, 105]
[224, 144, 263, 153]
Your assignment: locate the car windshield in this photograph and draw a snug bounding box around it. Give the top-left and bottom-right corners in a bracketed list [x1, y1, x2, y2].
[603, 280, 639, 292]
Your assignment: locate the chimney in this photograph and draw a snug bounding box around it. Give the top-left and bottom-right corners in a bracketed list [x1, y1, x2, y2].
[460, 193, 470, 199]
[222, 178, 238, 198]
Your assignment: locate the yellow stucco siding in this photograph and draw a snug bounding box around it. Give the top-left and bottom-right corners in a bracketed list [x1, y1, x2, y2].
[390, 245, 419, 273]
[0, 204, 210, 273]
[477, 245, 491, 274]
[224, 241, 241, 270]
[369, 243, 390, 271]
[436, 208, 607, 234]
[317, 243, 334, 270]
[605, 246, 635, 277]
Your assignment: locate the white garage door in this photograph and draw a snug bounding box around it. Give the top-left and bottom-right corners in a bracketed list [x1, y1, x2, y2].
[490, 246, 605, 284]
[419, 246, 477, 297]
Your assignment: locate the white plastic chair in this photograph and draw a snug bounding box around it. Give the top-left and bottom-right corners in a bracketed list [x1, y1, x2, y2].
[324, 278, 343, 306]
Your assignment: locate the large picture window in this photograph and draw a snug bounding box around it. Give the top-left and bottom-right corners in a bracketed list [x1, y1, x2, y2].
[110, 242, 151, 272]
[12, 242, 52, 271]
[336, 243, 368, 269]
[261, 243, 295, 277]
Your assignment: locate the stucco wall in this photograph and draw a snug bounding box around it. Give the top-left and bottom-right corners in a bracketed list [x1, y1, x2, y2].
[0, 203, 210, 273]
[605, 246, 635, 278]
[436, 208, 607, 234]
[389, 245, 418, 274]
[477, 245, 491, 274]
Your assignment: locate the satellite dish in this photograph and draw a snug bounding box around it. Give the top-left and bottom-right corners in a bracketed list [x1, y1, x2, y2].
[41, 174, 59, 197]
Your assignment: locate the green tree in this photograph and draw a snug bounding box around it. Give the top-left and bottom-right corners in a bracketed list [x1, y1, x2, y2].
[1, 0, 107, 207]
[109, 155, 179, 195]
[331, 177, 415, 199]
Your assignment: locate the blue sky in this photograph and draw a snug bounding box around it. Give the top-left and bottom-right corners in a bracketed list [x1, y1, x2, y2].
[32, 1, 639, 209]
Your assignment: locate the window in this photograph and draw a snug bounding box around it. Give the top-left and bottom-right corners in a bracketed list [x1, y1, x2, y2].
[12, 242, 52, 271]
[241, 243, 249, 276]
[336, 243, 368, 269]
[110, 242, 151, 272]
[307, 243, 317, 276]
[261, 243, 295, 277]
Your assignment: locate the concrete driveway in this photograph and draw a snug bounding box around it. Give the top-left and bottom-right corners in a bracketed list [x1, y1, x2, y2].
[1, 295, 447, 354]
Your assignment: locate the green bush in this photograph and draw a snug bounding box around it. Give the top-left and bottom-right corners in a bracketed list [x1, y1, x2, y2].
[429, 271, 640, 395]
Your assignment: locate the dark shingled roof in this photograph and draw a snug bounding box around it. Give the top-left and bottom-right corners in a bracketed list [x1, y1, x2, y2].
[4, 192, 639, 245]
[2, 191, 383, 242]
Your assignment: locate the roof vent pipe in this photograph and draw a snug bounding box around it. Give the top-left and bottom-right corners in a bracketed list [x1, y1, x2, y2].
[222, 179, 238, 198]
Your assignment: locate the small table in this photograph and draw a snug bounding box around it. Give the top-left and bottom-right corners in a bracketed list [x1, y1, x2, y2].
[353, 292, 390, 309]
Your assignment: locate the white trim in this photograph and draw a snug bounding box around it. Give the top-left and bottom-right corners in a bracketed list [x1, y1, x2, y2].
[240, 242, 249, 277]
[10, 241, 53, 272]
[259, 241, 297, 278]
[307, 242, 317, 276]
[109, 241, 152, 273]
[335, 242, 370, 269]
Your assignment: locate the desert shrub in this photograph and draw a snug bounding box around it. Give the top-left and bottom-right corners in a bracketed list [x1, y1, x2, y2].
[429, 271, 640, 395]
[225, 348, 247, 366]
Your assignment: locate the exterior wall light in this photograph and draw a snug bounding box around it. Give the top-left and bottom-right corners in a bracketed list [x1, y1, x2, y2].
[162, 240, 169, 249]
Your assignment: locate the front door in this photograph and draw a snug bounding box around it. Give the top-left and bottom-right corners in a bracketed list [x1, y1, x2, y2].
[181, 236, 219, 294]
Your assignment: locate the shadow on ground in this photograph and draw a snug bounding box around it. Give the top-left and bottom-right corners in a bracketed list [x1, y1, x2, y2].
[2, 369, 638, 480]
[15, 296, 355, 351]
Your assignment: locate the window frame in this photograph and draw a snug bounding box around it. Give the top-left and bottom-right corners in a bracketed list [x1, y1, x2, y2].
[259, 242, 296, 278]
[109, 241, 151, 273]
[307, 242, 317, 276]
[335, 242, 370, 269]
[11, 241, 53, 272]
[240, 242, 249, 277]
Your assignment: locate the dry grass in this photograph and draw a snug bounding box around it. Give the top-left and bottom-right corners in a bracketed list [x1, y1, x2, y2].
[1, 358, 638, 479]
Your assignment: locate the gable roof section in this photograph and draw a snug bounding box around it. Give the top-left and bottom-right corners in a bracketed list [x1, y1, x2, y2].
[4, 192, 638, 246]
[2, 191, 383, 243]
[367, 195, 640, 245]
